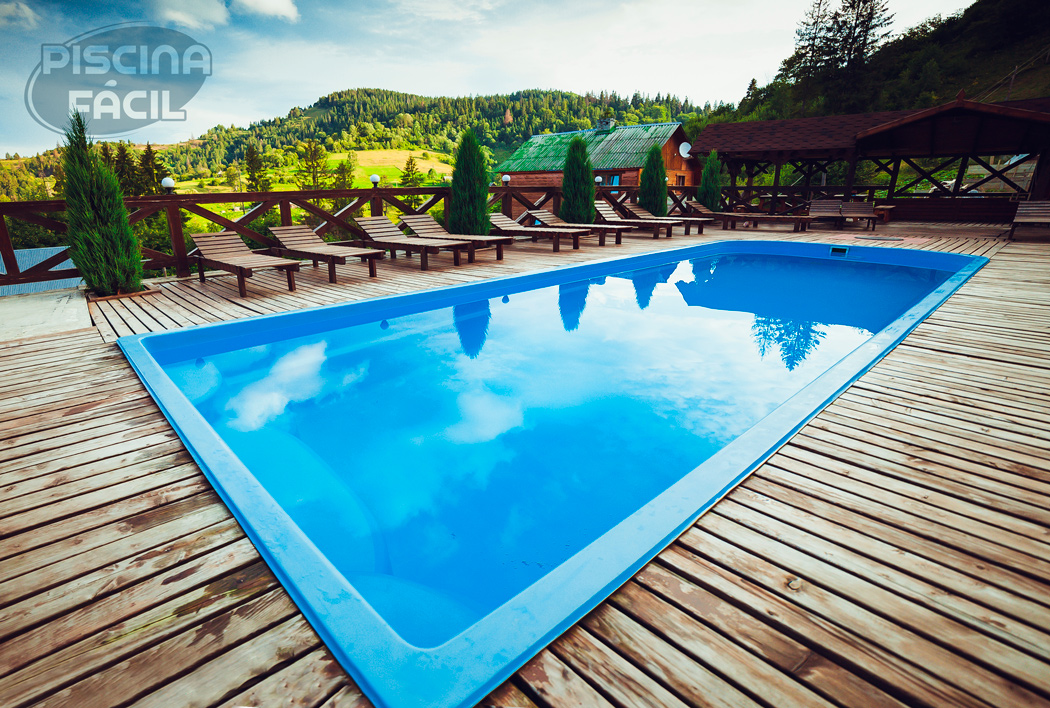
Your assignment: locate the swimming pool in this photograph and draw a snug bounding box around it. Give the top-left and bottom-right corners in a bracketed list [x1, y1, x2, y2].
[119, 240, 985, 708]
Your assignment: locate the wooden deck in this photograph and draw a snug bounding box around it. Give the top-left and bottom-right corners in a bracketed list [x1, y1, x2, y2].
[1, 221, 1048, 708]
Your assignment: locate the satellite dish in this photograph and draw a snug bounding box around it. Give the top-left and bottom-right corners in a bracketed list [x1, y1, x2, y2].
[679, 142, 692, 158]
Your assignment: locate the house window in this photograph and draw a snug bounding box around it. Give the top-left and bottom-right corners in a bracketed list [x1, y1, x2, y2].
[676, 175, 685, 186]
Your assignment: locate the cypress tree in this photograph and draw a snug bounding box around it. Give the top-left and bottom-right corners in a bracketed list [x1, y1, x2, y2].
[113, 142, 139, 195]
[559, 136, 594, 224]
[638, 144, 667, 217]
[62, 111, 142, 296]
[449, 129, 489, 235]
[697, 149, 723, 212]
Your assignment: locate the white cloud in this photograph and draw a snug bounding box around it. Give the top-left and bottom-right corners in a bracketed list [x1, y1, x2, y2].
[225, 341, 329, 431]
[152, 0, 230, 29]
[0, 2, 38, 28]
[232, 0, 300, 22]
[388, 0, 507, 22]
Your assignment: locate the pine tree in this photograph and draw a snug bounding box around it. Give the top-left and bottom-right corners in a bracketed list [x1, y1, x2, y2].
[449, 129, 489, 235]
[296, 139, 329, 190]
[697, 150, 722, 212]
[244, 143, 270, 192]
[638, 144, 667, 217]
[137, 143, 166, 195]
[559, 136, 594, 224]
[400, 154, 424, 208]
[62, 111, 142, 296]
[113, 142, 140, 195]
[98, 142, 114, 169]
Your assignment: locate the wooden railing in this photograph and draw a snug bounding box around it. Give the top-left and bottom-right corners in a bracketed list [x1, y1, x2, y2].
[0, 182, 1019, 289]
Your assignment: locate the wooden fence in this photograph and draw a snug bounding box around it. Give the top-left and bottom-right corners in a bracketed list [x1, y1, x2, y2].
[0, 183, 1018, 289]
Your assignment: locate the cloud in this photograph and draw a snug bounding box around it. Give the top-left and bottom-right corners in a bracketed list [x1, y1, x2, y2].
[151, 0, 230, 29]
[232, 0, 300, 22]
[225, 341, 329, 431]
[0, 2, 38, 28]
[388, 0, 506, 22]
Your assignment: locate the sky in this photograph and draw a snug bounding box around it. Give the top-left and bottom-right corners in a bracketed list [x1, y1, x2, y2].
[1, 0, 977, 155]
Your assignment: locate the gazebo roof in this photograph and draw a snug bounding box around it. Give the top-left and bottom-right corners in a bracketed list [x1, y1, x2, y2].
[690, 95, 1050, 161]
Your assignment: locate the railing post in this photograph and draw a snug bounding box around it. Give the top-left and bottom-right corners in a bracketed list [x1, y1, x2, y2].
[280, 200, 292, 225]
[370, 186, 383, 217]
[0, 215, 20, 276]
[166, 203, 190, 278]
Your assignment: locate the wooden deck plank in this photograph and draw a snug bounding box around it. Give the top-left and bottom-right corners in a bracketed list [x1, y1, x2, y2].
[1, 224, 1048, 708]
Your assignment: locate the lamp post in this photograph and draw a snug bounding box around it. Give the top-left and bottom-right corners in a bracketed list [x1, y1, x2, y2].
[161, 177, 176, 195]
[369, 174, 381, 216]
[500, 174, 511, 216]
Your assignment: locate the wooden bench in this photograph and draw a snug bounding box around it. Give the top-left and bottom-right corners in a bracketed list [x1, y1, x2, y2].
[488, 213, 588, 252]
[808, 200, 845, 229]
[1009, 201, 1050, 239]
[191, 231, 300, 297]
[525, 210, 631, 246]
[354, 217, 472, 271]
[841, 202, 879, 231]
[719, 213, 814, 232]
[398, 214, 514, 261]
[267, 225, 383, 283]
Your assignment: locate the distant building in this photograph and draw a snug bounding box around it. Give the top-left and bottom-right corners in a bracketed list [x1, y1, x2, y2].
[497, 121, 697, 216]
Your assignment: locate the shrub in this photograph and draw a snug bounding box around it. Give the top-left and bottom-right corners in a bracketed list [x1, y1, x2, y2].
[559, 136, 594, 224]
[697, 149, 722, 211]
[62, 111, 142, 296]
[638, 144, 667, 217]
[449, 129, 489, 235]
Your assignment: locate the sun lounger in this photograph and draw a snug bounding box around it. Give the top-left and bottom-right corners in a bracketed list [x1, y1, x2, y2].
[488, 213, 588, 252]
[266, 225, 384, 283]
[841, 202, 879, 231]
[1009, 201, 1050, 239]
[354, 217, 472, 270]
[808, 200, 845, 229]
[191, 231, 300, 297]
[525, 210, 630, 246]
[624, 204, 711, 235]
[595, 202, 678, 238]
[398, 214, 514, 261]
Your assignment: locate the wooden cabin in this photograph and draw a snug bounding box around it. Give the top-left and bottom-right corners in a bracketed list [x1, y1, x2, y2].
[498, 120, 698, 216]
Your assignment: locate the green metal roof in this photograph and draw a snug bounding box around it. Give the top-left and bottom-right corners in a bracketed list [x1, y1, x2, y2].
[498, 122, 683, 172]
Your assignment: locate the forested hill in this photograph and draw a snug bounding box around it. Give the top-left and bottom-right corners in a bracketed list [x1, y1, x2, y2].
[728, 0, 1050, 125]
[162, 89, 700, 178]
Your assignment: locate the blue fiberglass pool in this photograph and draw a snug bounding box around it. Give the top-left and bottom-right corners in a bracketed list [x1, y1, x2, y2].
[119, 241, 985, 708]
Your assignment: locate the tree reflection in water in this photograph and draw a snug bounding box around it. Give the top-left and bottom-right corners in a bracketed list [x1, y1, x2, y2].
[452, 299, 491, 358]
[751, 317, 827, 371]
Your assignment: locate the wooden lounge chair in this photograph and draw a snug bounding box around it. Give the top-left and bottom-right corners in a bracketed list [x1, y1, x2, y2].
[595, 202, 678, 238]
[488, 213, 588, 252]
[1009, 201, 1050, 239]
[624, 204, 711, 235]
[353, 217, 472, 271]
[525, 210, 630, 246]
[267, 225, 384, 283]
[841, 202, 878, 231]
[398, 214, 514, 261]
[808, 200, 845, 229]
[191, 231, 300, 298]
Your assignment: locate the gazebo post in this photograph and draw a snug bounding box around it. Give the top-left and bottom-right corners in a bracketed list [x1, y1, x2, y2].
[952, 157, 971, 196]
[1030, 151, 1050, 201]
[844, 153, 858, 202]
[887, 158, 901, 199]
[770, 160, 782, 214]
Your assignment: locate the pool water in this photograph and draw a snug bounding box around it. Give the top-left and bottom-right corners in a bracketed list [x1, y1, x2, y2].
[121, 242, 984, 708]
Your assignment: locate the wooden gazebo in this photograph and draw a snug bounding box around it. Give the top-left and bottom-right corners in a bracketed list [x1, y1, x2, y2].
[690, 94, 1050, 221]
